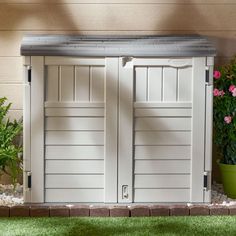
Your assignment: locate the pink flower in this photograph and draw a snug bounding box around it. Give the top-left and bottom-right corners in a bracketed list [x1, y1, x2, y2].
[213, 88, 220, 96]
[229, 85, 236, 92]
[214, 70, 221, 79]
[224, 116, 232, 124]
[219, 90, 225, 96]
[232, 88, 236, 97]
[213, 88, 225, 97]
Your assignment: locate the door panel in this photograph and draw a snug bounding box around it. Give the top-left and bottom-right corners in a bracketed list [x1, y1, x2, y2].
[44, 57, 106, 203]
[130, 58, 205, 203]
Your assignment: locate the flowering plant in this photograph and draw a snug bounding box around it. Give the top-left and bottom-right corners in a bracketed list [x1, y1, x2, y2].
[213, 56, 236, 164]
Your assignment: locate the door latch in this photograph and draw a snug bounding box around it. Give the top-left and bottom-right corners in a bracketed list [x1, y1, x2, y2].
[122, 185, 129, 199]
[122, 57, 133, 68]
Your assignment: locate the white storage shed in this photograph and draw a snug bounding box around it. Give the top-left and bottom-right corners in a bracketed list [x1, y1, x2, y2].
[21, 35, 216, 204]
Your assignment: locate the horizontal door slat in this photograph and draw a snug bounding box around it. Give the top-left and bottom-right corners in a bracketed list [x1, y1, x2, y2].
[134, 102, 192, 108]
[45, 189, 104, 203]
[135, 108, 192, 117]
[135, 117, 191, 131]
[45, 160, 104, 174]
[45, 102, 105, 108]
[135, 160, 190, 174]
[45, 175, 104, 188]
[134, 174, 190, 188]
[135, 131, 191, 145]
[46, 117, 104, 131]
[46, 131, 104, 145]
[134, 189, 190, 202]
[45, 108, 104, 117]
[45, 146, 104, 159]
[135, 146, 191, 159]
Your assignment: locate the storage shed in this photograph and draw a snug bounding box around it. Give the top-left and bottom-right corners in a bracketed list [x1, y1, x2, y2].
[21, 35, 216, 204]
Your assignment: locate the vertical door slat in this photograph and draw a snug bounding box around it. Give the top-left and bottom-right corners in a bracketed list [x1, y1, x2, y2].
[60, 66, 74, 101]
[75, 66, 90, 102]
[148, 67, 162, 101]
[46, 66, 59, 102]
[163, 67, 177, 101]
[91, 67, 104, 102]
[135, 67, 147, 102]
[178, 67, 192, 102]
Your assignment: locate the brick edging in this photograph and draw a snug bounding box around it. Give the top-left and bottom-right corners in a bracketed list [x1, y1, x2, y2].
[1, 204, 236, 217]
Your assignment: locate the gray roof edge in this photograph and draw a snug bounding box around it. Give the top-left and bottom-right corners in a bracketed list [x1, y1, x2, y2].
[20, 35, 217, 57]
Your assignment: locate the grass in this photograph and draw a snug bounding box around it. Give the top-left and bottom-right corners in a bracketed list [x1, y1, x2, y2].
[0, 216, 236, 236]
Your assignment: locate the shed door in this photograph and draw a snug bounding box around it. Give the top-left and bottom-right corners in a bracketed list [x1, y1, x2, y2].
[118, 57, 206, 203]
[43, 57, 118, 203]
[30, 56, 206, 203]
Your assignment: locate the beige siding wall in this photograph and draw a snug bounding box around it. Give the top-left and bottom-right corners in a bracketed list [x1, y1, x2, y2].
[0, 1, 235, 183]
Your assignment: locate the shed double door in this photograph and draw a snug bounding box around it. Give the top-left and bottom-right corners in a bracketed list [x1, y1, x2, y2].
[29, 56, 209, 203]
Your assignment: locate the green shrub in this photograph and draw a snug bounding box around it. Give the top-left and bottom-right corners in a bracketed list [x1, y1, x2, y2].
[0, 97, 23, 185]
[213, 56, 236, 164]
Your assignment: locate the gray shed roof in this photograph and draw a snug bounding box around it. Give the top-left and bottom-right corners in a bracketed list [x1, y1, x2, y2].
[21, 35, 216, 57]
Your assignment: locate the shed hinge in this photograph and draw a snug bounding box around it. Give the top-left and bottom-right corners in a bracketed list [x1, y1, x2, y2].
[205, 66, 213, 85]
[27, 66, 32, 83]
[27, 172, 32, 189]
[203, 172, 208, 190]
[205, 67, 210, 83]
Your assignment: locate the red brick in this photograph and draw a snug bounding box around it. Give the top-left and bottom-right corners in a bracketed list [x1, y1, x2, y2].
[0, 206, 10, 217]
[210, 206, 229, 215]
[70, 205, 90, 217]
[130, 206, 150, 217]
[90, 206, 109, 217]
[110, 206, 130, 217]
[150, 205, 169, 216]
[50, 206, 69, 217]
[170, 205, 189, 216]
[10, 206, 30, 217]
[229, 205, 236, 215]
[30, 206, 49, 217]
[190, 205, 209, 216]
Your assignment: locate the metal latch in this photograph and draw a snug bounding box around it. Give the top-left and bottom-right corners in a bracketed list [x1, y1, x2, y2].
[27, 172, 32, 189]
[27, 66, 32, 83]
[122, 57, 133, 68]
[122, 185, 129, 199]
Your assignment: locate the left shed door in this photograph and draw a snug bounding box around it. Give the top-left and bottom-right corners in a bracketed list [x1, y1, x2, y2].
[31, 56, 112, 203]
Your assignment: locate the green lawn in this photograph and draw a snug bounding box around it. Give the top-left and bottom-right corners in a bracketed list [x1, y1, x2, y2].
[0, 216, 236, 236]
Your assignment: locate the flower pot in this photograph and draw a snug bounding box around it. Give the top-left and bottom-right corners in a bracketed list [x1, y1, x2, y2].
[218, 162, 236, 199]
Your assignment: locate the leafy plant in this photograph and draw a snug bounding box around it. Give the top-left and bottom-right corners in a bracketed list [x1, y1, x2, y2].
[0, 97, 23, 185]
[213, 56, 236, 164]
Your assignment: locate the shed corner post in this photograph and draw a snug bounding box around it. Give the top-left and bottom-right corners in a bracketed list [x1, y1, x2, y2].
[203, 56, 214, 203]
[30, 56, 45, 203]
[191, 57, 207, 203]
[23, 56, 32, 203]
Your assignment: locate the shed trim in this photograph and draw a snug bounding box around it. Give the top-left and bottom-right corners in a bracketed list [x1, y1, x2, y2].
[21, 35, 216, 57]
